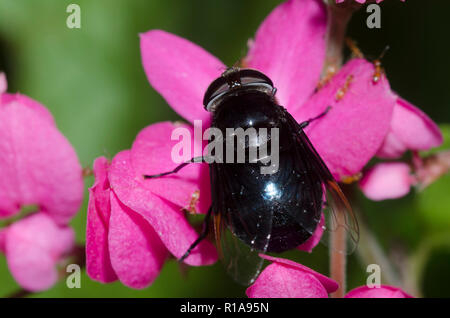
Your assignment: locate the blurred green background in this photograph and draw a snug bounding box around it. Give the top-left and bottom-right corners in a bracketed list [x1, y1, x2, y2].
[0, 0, 449, 297]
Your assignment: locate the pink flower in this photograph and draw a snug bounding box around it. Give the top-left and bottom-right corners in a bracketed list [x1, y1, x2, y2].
[141, 0, 441, 200]
[246, 255, 338, 298]
[345, 285, 413, 298]
[377, 98, 442, 159]
[0, 73, 83, 291]
[359, 162, 414, 201]
[0, 73, 83, 224]
[86, 122, 217, 289]
[1, 213, 75, 292]
[91, 0, 440, 289]
[141, 0, 398, 182]
[139, 0, 404, 254]
[360, 98, 442, 200]
[246, 256, 413, 298]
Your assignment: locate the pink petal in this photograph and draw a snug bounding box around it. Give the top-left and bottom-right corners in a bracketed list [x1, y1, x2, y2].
[131, 121, 211, 214]
[377, 98, 443, 158]
[4, 213, 74, 292]
[140, 30, 224, 124]
[359, 162, 413, 201]
[246, 255, 337, 298]
[0, 99, 83, 224]
[297, 214, 325, 253]
[1, 73, 53, 124]
[292, 58, 396, 180]
[109, 150, 217, 266]
[0, 73, 6, 95]
[86, 157, 117, 283]
[246, 263, 327, 298]
[345, 285, 413, 298]
[259, 255, 338, 293]
[1, 93, 55, 125]
[246, 0, 327, 112]
[108, 192, 167, 289]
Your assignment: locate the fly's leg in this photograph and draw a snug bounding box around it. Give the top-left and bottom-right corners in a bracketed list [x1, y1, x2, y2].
[178, 206, 213, 263]
[299, 106, 332, 129]
[143, 156, 206, 179]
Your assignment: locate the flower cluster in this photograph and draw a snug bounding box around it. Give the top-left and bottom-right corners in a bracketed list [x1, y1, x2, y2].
[83, 0, 442, 297]
[0, 73, 83, 291]
[85, 0, 441, 297]
[246, 255, 412, 298]
[86, 125, 216, 288]
[0, 0, 442, 298]
[359, 98, 442, 200]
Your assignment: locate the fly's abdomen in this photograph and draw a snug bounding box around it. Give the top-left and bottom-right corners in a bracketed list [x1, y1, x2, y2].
[216, 150, 324, 253]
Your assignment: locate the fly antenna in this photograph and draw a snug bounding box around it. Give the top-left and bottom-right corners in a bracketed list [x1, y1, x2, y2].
[378, 45, 390, 60]
[345, 38, 364, 59]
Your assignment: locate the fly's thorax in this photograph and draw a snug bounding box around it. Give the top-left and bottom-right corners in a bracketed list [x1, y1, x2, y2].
[203, 91, 286, 174]
[211, 90, 278, 129]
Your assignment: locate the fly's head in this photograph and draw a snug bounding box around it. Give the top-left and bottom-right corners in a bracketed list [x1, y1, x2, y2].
[203, 68, 276, 113]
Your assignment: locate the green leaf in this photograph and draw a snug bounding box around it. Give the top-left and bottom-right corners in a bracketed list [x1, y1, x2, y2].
[417, 173, 450, 232]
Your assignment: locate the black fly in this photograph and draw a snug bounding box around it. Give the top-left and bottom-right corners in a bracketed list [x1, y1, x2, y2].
[145, 68, 359, 285]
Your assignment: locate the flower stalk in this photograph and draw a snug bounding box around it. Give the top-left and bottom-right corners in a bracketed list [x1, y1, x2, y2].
[415, 150, 450, 191]
[323, 0, 361, 75]
[329, 214, 348, 298]
[325, 1, 361, 297]
[355, 210, 402, 288]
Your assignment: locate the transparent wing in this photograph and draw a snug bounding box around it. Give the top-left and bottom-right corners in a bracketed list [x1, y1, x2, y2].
[322, 179, 359, 253]
[283, 109, 360, 254]
[213, 211, 271, 286]
[300, 134, 359, 254]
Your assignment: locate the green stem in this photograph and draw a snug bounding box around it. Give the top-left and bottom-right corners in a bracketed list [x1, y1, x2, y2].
[355, 210, 402, 287]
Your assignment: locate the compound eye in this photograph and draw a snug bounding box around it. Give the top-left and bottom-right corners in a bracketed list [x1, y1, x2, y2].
[203, 68, 275, 112]
[203, 77, 229, 109]
[210, 83, 229, 100]
[239, 69, 274, 87]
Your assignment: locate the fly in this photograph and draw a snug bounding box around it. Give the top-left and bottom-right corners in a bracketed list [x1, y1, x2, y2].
[144, 68, 359, 285]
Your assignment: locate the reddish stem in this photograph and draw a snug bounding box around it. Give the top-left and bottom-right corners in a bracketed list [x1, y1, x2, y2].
[329, 213, 347, 298]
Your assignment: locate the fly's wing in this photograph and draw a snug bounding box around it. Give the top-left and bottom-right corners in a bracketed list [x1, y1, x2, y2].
[210, 162, 273, 286]
[283, 109, 360, 253]
[213, 212, 269, 286]
[321, 179, 359, 253]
